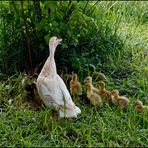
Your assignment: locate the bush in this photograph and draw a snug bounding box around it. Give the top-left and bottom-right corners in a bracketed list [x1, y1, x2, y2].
[0, 1, 147, 77]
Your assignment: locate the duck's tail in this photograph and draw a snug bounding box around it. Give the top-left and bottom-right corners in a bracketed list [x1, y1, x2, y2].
[59, 106, 81, 118]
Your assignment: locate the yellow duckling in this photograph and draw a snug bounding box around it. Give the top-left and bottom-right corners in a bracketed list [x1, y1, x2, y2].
[85, 83, 103, 106]
[111, 90, 129, 109]
[97, 81, 112, 104]
[134, 100, 148, 112]
[84, 77, 102, 106]
[69, 72, 83, 96]
[84, 76, 99, 94]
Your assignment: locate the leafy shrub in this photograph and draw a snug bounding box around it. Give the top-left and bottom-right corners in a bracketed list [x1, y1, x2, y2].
[0, 1, 147, 77]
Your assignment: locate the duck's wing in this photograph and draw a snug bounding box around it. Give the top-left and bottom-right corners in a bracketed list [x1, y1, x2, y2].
[37, 75, 81, 117]
[57, 75, 81, 117]
[37, 76, 65, 108]
[57, 75, 75, 104]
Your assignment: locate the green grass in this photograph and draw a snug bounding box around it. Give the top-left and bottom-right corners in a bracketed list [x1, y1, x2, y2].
[0, 71, 148, 147]
[0, 1, 148, 147]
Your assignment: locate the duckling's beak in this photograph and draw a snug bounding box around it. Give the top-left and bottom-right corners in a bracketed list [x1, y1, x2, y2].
[58, 38, 62, 44]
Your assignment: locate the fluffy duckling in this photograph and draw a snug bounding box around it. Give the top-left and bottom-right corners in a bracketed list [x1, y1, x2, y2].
[85, 83, 103, 106]
[84, 76, 99, 94]
[111, 90, 129, 109]
[22, 73, 43, 109]
[134, 100, 148, 112]
[88, 64, 108, 82]
[94, 72, 108, 82]
[58, 67, 72, 87]
[69, 72, 82, 96]
[97, 81, 112, 104]
[31, 73, 44, 106]
[22, 74, 34, 95]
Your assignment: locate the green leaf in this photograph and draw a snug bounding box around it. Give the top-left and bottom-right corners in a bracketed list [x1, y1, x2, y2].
[144, 67, 148, 71]
[45, 1, 57, 12]
[62, 44, 68, 49]
[44, 34, 50, 44]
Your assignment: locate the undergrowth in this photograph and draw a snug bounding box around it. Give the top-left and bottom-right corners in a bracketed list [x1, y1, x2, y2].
[0, 66, 147, 147]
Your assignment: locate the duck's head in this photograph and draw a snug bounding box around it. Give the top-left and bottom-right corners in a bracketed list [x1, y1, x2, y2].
[22, 73, 30, 85]
[134, 100, 143, 107]
[72, 72, 77, 80]
[32, 73, 38, 79]
[111, 89, 119, 96]
[97, 81, 105, 88]
[22, 73, 29, 81]
[49, 36, 62, 50]
[31, 73, 38, 82]
[85, 82, 91, 90]
[84, 76, 92, 84]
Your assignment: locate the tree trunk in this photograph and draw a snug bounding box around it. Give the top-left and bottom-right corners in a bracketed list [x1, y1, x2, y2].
[21, 1, 33, 74]
[33, 1, 42, 23]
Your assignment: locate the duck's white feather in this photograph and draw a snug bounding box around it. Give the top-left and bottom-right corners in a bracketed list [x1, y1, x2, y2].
[37, 75, 81, 117]
[37, 37, 81, 118]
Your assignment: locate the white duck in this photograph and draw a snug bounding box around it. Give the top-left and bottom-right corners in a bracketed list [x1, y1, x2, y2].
[37, 36, 81, 118]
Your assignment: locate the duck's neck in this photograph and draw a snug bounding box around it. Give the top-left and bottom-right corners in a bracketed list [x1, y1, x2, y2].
[114, 94, 119, 99]
[100, 86, 105, 91]
[87, 84, 92, 92]
[72, 76, 77, 81]
[49, 47, 55, 59]
[48, 47, 57, 74]
[40, 47, 57, 76]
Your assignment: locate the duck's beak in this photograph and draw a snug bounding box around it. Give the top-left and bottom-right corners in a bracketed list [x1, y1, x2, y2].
[58, 38, 62, 44]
